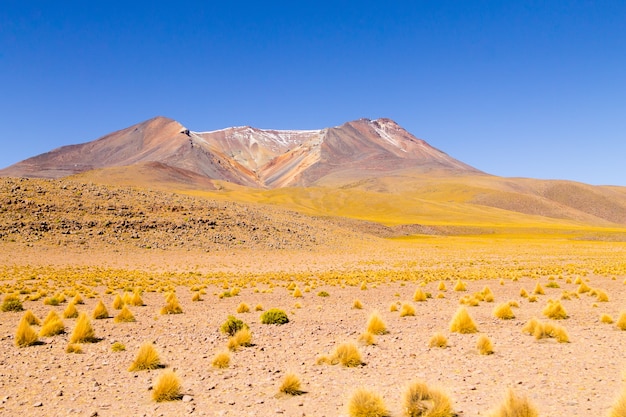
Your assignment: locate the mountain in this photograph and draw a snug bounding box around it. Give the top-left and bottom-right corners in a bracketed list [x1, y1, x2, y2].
[0, 116, 479, 188]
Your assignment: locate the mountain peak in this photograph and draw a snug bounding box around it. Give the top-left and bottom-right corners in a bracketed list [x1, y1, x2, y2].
[0, 117, 480, 187]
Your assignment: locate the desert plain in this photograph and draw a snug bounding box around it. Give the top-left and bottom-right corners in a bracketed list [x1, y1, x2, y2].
[1, 177, 626, 417]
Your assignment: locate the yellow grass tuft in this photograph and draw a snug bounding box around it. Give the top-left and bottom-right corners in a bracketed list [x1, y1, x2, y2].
[449, 306, 478, 334]
[114, 305, 136, 323]
[532, 283, 544, 295]
[617, 312, 626, 331]
[129, 342, 162, 371]
[400, 302, 416, 317]
[112, 294, 124, 310]
[191, 292, 202, 302]
[63, 302, 79, 318]
[477, 334, 494, 355]
[212, 350, 230, 368]
[429, 331, 448, 348]
[69, 312, 97, 343]
[111, 341, 126, 352]
[15, 316, 39, 347]
[488, 388, 538, 417]
[22, 310, 40, 325]
[152, 370, 182, 402]
[292, 287, 303, 298]
[72, 294, 84, 305]
[542, 299, 568, 320]
[353, 299, 363, 309]
[228, 327, 253, 351]
[453, 279, 467, 292]
[600, 313, 614, 324]
[493, 303, 515, 320]
[413, 288, 427, 302]
[402, 380, 454, 417]
[348, 388, 388, 417]
[236, 302, 251, 313]
[160, 292, 183, 315]
[319, 342, 363, 367]
[358, 331, 376, 346]
[608, 386, 626, 417]
[526, 320, 569, 343]
[595, 289, 609, 302]
[130, 291, 144, 306]
[40, 310, 65, 337]
[366, 310, 388, 335]
[92, 300, 109, 319]
[438, 281, 447, 291]
[482, 286, 495, 303]
[255, 303, 264, 311]
[279, 372, 304, 395]
[520, 288, 528, 298]
[577, 282, 591, 294]
[66, 343, 83, 354]
[389, 303, 398, 312]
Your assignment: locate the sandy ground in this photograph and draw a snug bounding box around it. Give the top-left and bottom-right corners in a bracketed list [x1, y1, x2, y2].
[1, 266, 626, 417]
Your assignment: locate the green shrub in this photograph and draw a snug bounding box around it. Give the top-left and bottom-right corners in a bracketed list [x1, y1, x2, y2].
[220, 315, 248, 336]
[261, 308, 289, 325]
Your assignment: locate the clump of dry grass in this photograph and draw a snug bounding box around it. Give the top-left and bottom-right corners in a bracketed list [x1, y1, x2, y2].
[112, 294, 124, 310]
[523, 318, 569, 343]
[255, 303, 264, 311]
[389, 303, 399, 312]
[453, 279, 467, 292]
[236, 302, 250, 313]
[353, 299, 363, 309]
[129, 342, 162, 371]
[22, 310, 40, 325]
[358, 331, 376, 346]
[15, 316, 39, 347]
[482, 286, 495, 302]
[114, 305, 136, 323]
[72, 294, 84, 305]
[160, 292, 183, 315]
[577, 282, 591, 294]
[493, 303, 515, 320]
[449, 306, 478, 334]
[617, 312, 626, 331]
[318, 342, 363, 367]
[413, 288, 427, 302]
[92, 300, 109, 319]
[40, 310, 65, 337]
[595, 289, 609, 302]
[152, 370, 182, 402]
[600, 313, 614, 324]
[542, 299, 568, 320]
[63, 302, 79, 319]
[111, 342, 126, 352]
[212, 350, 230, 368]
[438, 281, 447, 291]
[400, 302, 416, 317]
[477, 334, 494, 355]
[608, 386, 626, 417]
[366, 310, 388, 335]
[279, 372, 305, 395]
[488, 388, 538, 417]
[69, 312, 97, 343]
[292, 287, 303, 298]
[348, 388, 388, 417]
[228, 327, 253, 350]
[520, 288, 528, 298]
[65, 343, 83, 354]
[191, 292, 202, 302]
[402, 380, 454, 417]
[429, 331, 448, 348]
[130, 291, 144, 306]
[533, 283, 544, 295]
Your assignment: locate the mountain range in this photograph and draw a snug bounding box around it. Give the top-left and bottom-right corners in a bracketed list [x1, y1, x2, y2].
[2, 117, 626, 232]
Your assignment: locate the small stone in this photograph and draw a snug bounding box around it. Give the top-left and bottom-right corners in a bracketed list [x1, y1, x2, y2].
[33, 402, 43, 407]
[182, 395, 193, 403]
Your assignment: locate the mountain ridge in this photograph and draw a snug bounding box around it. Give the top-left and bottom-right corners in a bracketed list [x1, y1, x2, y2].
[0, 116, 480, 188]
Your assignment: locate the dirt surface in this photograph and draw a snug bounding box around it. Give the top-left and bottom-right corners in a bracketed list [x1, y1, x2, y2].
[1, 262, 625, 416]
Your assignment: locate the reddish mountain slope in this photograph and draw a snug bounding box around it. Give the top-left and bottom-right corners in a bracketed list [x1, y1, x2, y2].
[0, 117, 479, 188]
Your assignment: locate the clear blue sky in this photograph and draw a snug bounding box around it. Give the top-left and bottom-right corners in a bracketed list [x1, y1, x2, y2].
[1, 1, 625, 185]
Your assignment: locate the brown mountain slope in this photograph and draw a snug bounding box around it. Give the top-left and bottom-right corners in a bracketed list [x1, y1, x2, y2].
[0, 117, 479, 188]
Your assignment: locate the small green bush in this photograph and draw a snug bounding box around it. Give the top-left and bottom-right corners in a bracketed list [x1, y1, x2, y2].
[261, 308, 289, 325]
[220, 315, 248, 336]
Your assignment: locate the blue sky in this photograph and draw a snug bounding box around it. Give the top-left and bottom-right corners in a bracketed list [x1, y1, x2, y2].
[1, 1, 625, 185]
